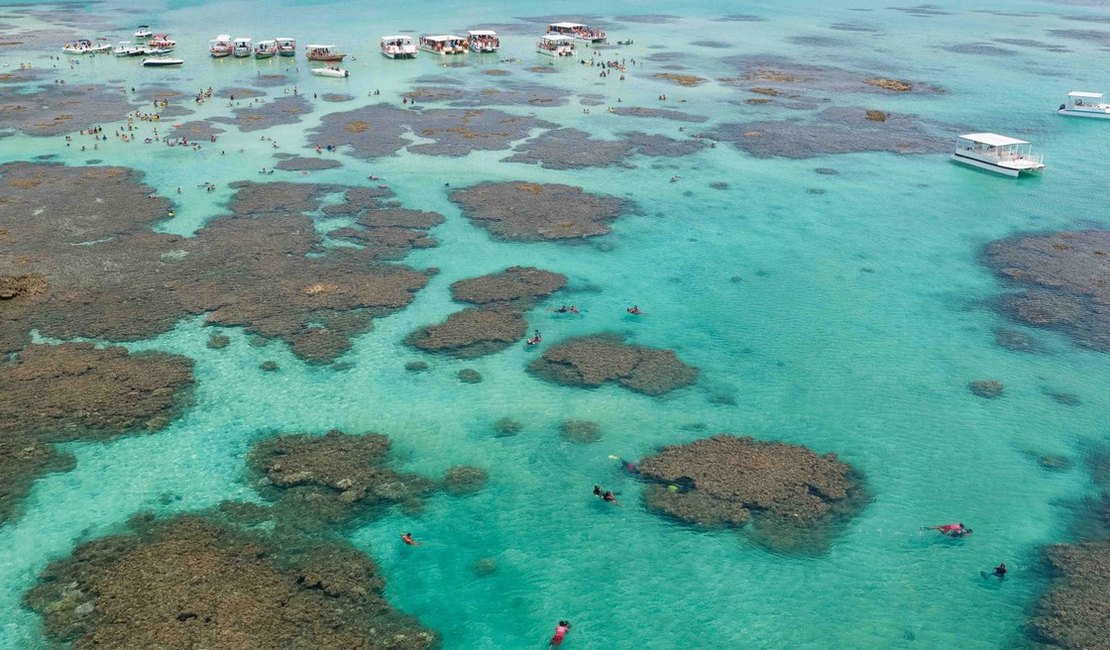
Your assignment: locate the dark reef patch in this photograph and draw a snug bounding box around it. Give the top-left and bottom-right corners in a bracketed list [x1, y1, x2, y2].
[0, 343, 193, 525]
[887, 4, 953, 17]
[310, 103, 556, 159]
[712, 106, 949, 159]
[942, 42, 1015, 56]
[615, 14, 681, 24]
[449, 181, 629, 241]
[994, 38, 1071, 52]
[1047, 28, 1110, 46]
[528, 333, 698, 396]
[690, 40, 731, 48]
[721, 55, 944, 96]
[215, 86, 265, 99]
[169, 120, 225, 141]
[321, 92, 355, 103]
[505, 127, 633, 169]
[637, 434, 865, 553]
[611, 106, 709, 123]
[25, 514, 438, 649]
[984, 230, 1110, 352]
[274, 156, 343, 172]
[712, 14, 766, 22]
[0, 83, 134, 136]
[0, 164, 435, 363]
[211, 95, 312, 132]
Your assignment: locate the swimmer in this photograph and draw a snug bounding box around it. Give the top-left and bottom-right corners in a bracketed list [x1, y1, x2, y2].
[556, 305, 568, 313]
[626, 305, 641, 315]
[593, 485, 603, 497]
[928, 523, 972, 537]
[548, 621, 571, 649]
[527, 330, 542, 345]
[602, 490, 618, 504]
[569, 306, 579, 314]
[401, 532, 420, 546]
[992, 562, 1007, 580]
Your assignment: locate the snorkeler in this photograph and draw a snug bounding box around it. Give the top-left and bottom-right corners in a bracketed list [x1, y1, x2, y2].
[929, 523, 972, 537]
[548, 620, 571, 649]
[626, 305, 641, 315]
[527, 330, 542, 345]
[401, 532, 420, 546]
[593, 485, 603, 497]
[602, 491, 618, 504]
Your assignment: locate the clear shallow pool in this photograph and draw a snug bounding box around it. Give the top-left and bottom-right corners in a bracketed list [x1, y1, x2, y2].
[1, 0, 1108, 647]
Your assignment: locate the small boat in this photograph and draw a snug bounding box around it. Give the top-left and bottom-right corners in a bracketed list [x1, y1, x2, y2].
[467, 29, 500, 53]
[254, 39, 278, 59]
[311, 65, 349, 78]
[547, 21, 606, 43]
[142, 57, 184, 67]
[142, 45, 173, 55]
[952, 133, 1045, 177]
[114, 41, 145, 57]
[149, 34, 176, 51]
[418, 34, 468, 55]
[134, 25, 153, 39]
[380, 35, 417, 59]
[209, 34, 233, 58]
[63, 38, 111, 54]
[537, 34, 576, 57]
[306, 44, 347, 61]
[232, 37, 252, 58]
[1058, 91, 1110, 120]
[276, 37, 296, 57]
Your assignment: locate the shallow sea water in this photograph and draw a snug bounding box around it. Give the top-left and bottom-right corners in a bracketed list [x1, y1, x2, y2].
[2, 0, 1109, 648]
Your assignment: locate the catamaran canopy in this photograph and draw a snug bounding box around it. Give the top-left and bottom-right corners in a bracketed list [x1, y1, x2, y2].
[542, 35, 575, 43]
[423, 35, 461, 41]
[381, 35, 410, 41]
[550, 22, 586, 28]
[958, 133, 1029, 147]
[468, 30, 497, 36]
[1068, 91, 1104, 99]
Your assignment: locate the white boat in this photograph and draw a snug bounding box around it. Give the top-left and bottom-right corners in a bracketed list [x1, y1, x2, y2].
[467, 30, 500, 53]
[142, 57, 184, 67]
[209, 34, 232, 57]
[951, 133, 1045, 177]
[63, 38, 111, 54]
[380, 35, 417, 59]
[148, 33, 175, 51]
[311, 65, 349, 78]
[419, 34, 468, 55]
[141, 46, 173, 55]
[114, 41, 145, 56]
[537, 34, 576, 57]
[276, 37, 296, 57]
[1058, 91, 1110, 119]
[306, 44, 347, 61]
[254, 39, 278, 59]
[232, 37, 252, 58]
[134, 25, 153, 39]
[547, 21, 606, 43]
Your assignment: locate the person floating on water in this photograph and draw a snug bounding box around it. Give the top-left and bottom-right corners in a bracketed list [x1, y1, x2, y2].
[593, 485, 603, 497]
[548, 620, 571, 649]
[401, 532, 420, 546]
[602, 490, 618, 504]
[992, 563, 1007, 579]
[527, 330, 542, 345]
[627, 305, 641, 315]
[929, 522, 972, 537]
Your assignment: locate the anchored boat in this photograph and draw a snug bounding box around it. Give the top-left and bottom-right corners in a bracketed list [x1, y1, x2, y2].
[254, 39, 278, 59]
[134, 25, 153, 39]
[952, 133, 1045, 177]
[142, 57, 184, 67]
[467, 30, 500, 53]
[306, 44, 347, 61]
[276, 37, 296, 57]
[63, 38, 111, 54]
[380, 35, 417, 59]
[546, 21, 606, 43]
[419, 34, 468, 55]
[148, 34, 176, 51]
[537, 34, 576, 57]
[311, 65, 349, 78]
[114, 41, 145, 56]
[209, 34, 232, 58]
[1058, 91, 1110, 119]
[232, 37, 252, 58]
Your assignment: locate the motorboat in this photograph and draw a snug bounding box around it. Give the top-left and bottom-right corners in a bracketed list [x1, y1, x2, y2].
[232, 37, 252, 58]
[311, 65, 349, 78]
[380, 35, 417, 59]
[1058, 91, 1110, 119]
[537, 34, 576, 57]
[951, 133, 1045, 177]
[209, 34, 233, 58]
[419, 34, 468, 55]
[134, 25, 153, 39]
[142, 45, 173, 55]
[63, 38, 111, 54]
[149, 34, 176, 51]
[276, 37, 296, 57]
[142, 57, 184, 67]
[467, 29, 499, 53]
[254, 39, 278, 58]
[546, 21, 606, 43]
[114, 41, 145, 56]
[306, 44, 347, 61]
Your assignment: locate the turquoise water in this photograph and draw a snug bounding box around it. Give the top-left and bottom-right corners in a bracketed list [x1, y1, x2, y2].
[2, 0, 1110, 647]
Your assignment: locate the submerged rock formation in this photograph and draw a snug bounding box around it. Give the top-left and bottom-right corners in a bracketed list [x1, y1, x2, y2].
[25, 515, 438, 650]
[249, 430, 438, 526]
[637, 435, 865, 551]
[449, 181, 629, 241]
[984, 230, 1110, 353]
[0, 343, 193, 524]
[528, 334, 698, 396]
[407, 267, 566, 358]
[0, 164, 439, 362]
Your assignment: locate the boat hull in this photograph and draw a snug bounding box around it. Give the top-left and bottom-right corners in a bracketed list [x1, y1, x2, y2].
[537, 48, 574, 57]
[951, 153, 1042, 177]
[255, 52, 275, 59]
[210, 51, 231, 58]
[1058, 108, 1110, 119]
[278, 50, 295, 57]
[381, 50, 416, 59]
[311, 68, 349, 78]
[307, 54, 346, 61]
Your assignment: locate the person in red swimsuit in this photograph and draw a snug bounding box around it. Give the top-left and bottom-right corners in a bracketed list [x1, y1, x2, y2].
[401, 532, 420, 546]
[548, 620, 571, 649]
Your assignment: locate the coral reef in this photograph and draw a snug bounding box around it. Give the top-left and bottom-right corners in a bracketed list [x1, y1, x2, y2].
[528, 334, 698, 396]
[449, 182, 629, 241]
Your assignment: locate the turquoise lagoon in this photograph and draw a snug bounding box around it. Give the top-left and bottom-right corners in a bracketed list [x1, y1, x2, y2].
[1, 0, 1108, 647]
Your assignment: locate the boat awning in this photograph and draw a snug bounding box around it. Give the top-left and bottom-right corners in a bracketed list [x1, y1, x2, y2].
[1068, 91, 1104, 99]
[423, 35, 460, 41]
[468, 30, 497, 36]
[275, 37, 294, 41]
[550, 22, 586, 28]
[958, 133, 1029, 147]
[542, 35, 575, 42]
[381, 35, 409, 40]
